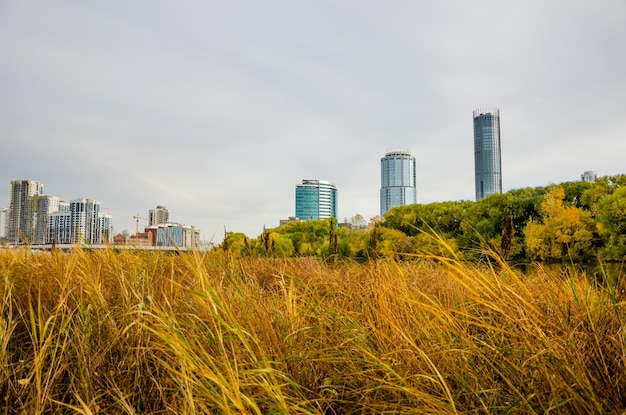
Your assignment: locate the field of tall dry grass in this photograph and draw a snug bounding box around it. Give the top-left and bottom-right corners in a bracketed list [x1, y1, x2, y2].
[0, 245, 625, 414]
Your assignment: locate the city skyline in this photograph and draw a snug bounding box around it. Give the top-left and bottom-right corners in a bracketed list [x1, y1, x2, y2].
[1, 1, 624, 240]
[7, 179, 115, 245]
[2, 178, 203, 247]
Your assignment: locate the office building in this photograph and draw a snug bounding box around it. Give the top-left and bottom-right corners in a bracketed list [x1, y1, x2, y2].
[295, 179, 337, 220]
[581, 171, 597, 183]
[8, 179, 44, 244]
[380, 151, 417, 216]
[473, 108, 502, 200]
[149, 205, 169, 226]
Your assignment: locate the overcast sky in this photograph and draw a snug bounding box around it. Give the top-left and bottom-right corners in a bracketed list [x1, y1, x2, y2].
[1, 1, 625, 241]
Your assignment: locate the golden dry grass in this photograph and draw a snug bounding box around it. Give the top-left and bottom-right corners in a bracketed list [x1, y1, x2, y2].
[0, 246, 625, 414]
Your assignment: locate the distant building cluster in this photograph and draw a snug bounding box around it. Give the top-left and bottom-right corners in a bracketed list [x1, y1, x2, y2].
[2, 180, 113, 246]
[1, 180, 200, 248]
[114, 205, 200, 249]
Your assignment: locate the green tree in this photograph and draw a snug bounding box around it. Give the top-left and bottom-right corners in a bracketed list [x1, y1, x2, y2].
[221, 232, 254, 256]
[375, 227, 417, 259]
[596, 186, 626, 260]
[268, 232, 295, 256]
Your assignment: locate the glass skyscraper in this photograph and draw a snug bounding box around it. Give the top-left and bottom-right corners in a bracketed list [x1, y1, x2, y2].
[295, 179, 337, 220]
[380, 151, 417, 216]
[473, 108, 502, 200]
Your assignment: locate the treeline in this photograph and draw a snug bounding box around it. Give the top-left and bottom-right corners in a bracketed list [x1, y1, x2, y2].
[222, 174, 626, 263]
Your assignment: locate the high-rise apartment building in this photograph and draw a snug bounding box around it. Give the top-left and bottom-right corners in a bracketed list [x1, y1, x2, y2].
[473, 108, 502, 200]
[380, 151, 417, 216]
[149, 205, 169, 226]
[8, 179, 44, 244]
[295, 179, 337, 220]
[98, 212, 114, 244]
[69, 198, 101, 244]
[29, 195, 60, 245]
[48, 210, 72, 244]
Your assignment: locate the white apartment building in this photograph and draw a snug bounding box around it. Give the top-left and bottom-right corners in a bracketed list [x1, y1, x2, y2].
[98, 212, 114, 244]
[48, 210, 72, 244]
[31, 195, 60, 245]
[69, 198, 100, 244]
[149, 205, 169, 226]
[0, 207, 8, 239]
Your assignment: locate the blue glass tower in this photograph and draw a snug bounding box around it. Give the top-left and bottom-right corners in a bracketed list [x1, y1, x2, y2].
[473, 108, 502, 200]
[295, 180, 337, 220]
[380, 151, 417, 216]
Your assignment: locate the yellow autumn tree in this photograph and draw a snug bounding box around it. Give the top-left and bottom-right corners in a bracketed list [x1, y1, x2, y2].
[525, 185, 597, 261]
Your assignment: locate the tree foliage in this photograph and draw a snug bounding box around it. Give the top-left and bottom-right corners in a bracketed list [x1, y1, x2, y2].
[596, 186, 626, 260]
[524, 185, 598, 262]
[218, 175, 626, 264]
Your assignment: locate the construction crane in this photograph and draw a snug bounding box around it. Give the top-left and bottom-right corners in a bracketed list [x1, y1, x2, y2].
[133, 214, 148, 237]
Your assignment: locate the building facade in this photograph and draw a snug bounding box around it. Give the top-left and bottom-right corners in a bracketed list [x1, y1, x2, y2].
[8, 179, 44, 244]
[146, 223, 200, 248]
[295, 179, 337, 220]
[380, 151, 417, 216]
[473, 108, 502, 200]
[69, 198, 101, 244]
[46, 199, 112, 244]
[98, 212, 114, 244]
[29, 195, 60, 245]
[149, 205, 169, 226]
[47, 210, 72, 244]
[581, 171, 597, 183]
